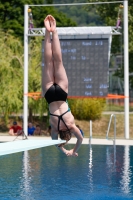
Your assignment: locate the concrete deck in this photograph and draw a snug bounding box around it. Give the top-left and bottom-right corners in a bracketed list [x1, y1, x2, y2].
[0, 136, 133, 146]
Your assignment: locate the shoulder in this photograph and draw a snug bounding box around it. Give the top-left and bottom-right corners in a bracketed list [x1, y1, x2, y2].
[70, 124, 78, 132]
[71, 124, 83, 138]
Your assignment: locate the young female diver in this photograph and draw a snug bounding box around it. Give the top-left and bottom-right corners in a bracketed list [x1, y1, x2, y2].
[42, 15, 83, 157]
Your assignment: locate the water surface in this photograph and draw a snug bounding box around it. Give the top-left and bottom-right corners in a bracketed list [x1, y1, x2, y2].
[0, 145, 133, 200]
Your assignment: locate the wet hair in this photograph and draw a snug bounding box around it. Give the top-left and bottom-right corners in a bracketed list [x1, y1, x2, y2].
[58, 130, 72, 147]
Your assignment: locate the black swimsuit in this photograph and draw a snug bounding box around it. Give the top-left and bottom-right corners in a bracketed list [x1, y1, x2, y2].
[45, 83, 71, 131]
[45, 83, 67, 104]
[49, 110, 70, 132]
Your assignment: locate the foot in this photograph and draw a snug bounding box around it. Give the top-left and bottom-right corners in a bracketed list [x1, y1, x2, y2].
[44, 15, 51, 32]
[44, 15, 56, 32]
[49, 15, 56, 32]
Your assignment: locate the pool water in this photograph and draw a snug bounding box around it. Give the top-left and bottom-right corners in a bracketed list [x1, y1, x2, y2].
[0, 144, 133, 200]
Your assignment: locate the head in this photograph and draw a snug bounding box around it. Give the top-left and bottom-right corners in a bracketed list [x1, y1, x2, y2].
[36, 125, 41, 132]
[13, 121, 17, 126]
[28, 122, 33, 128]
[58, 130, 72, 147]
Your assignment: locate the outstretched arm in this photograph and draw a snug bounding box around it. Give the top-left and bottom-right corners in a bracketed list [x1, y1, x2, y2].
[57, 126, 83, 157]
[66, 125, 83, 157]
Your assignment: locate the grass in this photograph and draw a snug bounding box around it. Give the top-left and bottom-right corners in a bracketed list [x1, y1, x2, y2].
[104, 102, 133, 112]
[75, 114, 133, 139]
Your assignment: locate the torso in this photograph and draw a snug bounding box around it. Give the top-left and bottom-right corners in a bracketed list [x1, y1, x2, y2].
[11, 126, 22, 133]
[49, 101, 74, 131]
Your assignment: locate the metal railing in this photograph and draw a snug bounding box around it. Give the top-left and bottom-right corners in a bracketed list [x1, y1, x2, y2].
[106, 114, 116, 145]
[89, 120, 92, 145]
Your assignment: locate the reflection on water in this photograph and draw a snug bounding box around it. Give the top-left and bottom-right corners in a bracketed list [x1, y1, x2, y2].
[0, 145, 133, 200]
[87, 146, 93, 193]
[20, 151, 32, 198]
[120, 146, 131, 194]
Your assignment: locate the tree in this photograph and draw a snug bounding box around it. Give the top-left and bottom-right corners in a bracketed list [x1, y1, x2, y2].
[0, 0, 76, 39]
[68, 98, 106, 120]
[0, 31, 48, 123]
[0, 30, 23, 123]
[53, 0, 104, 26]
[28, 36, 47, 121]
[86, 0, 133, 87]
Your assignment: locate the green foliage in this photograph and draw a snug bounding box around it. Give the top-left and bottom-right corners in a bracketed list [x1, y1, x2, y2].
[0, 30, 23, 122]
[28, 36, 47, 118]
[54, 0, 104, 26]
[32, 6, 77, 29]
[68, 98, 106, 121]
[86, 0, 133, 87]
[28, 37, 42, 92]
[0, 30, 48, 122]
[0, 0, 76, 40]
[46, 0, 53, 3]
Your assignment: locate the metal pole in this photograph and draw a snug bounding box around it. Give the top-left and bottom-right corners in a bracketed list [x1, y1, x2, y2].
[113, 115, 116, 145]
[29, 1, 123, 7]
[23, 5, 29, 136]
[124, 0, 129, 139]
[89, 120, 92, 145]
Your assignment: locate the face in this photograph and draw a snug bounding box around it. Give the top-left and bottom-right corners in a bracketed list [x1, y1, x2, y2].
[36, 127, 40, 131]
[28, 123, 32, 127]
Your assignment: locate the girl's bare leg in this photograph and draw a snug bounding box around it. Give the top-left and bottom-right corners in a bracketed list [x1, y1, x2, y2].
[42, 16, 54, 94]
[49, 15, 68, 93]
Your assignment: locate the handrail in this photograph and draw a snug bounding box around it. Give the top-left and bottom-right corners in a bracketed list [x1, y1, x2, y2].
[89, 120, 92, 145]
[106, 114, 116, 145]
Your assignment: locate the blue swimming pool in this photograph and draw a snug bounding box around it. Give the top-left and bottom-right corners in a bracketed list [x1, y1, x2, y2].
[0, 144, 133, 200]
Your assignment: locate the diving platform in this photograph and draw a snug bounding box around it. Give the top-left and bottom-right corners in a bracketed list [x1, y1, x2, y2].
[0, 139, 66, 156]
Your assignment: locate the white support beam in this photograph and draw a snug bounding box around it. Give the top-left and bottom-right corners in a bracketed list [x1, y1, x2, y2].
[24, 5, 29, 136]
[124, 0, 129, 139]
[29, 1, 123, 7]
[28, 27, 121, 37]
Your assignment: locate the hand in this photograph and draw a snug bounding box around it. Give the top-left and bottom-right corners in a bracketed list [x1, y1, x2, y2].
[65, 149, 78, 157]
[44, 15, 56, 32]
